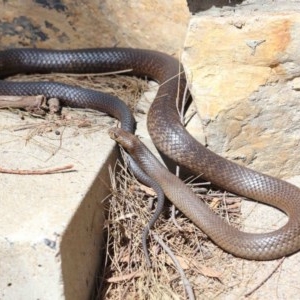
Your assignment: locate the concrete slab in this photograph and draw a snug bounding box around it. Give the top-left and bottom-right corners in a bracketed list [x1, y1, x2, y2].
[0, 108, 117, 300]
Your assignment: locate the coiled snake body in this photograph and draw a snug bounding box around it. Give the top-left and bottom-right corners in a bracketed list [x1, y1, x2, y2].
[0, 48, 300, 260]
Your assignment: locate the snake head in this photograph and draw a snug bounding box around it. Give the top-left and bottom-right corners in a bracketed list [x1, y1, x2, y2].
[108, 127, 138, 155]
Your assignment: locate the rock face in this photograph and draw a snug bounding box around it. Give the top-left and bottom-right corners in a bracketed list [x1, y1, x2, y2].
[0, 0, 189, 53]
[183, 11, 300, 178]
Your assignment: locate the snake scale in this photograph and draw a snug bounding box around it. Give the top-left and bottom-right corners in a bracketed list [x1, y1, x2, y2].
[0, 48, 300, 260]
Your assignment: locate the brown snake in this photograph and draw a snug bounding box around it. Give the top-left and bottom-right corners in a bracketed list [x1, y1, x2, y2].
[0, 48, 300, 260]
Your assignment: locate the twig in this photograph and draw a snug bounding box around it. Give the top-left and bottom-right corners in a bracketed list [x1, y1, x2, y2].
[0, 164, 74, 175]
[244, 257, 285, 298]
[184, 110, 197, 127]
[170, 205, 183, 231]
[170, 79, 190, 230]
[46, 69, 134, 78]
[152, 233, 195, 300]
[222, 192, 230, 223]
[48, 98, 60, 114]
[45, 126, 66, 161]
[0, 95, 47, 115]
[179, 82, 190, 124]
[170, 165, 183, 230]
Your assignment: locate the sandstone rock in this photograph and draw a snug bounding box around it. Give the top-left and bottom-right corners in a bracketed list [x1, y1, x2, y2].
[182, 11, 300, 178]
[0, 0, 189, 53]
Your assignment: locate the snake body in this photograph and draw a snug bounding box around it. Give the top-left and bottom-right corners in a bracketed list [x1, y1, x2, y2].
[1, 48, 300, 259]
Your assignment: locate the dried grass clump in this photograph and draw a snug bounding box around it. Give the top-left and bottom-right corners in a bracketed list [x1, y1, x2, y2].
[9, 71, 147, 110]
[3, 72, 146, 142]
[95, 158, 242, 300]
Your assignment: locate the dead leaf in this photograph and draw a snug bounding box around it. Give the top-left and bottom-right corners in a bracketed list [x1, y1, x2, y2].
[106, 271, 142, 283]
[198, 264, 222, 279]
[166, 255, 190, 269]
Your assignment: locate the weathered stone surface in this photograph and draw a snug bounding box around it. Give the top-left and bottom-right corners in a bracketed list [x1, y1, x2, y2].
[100, 1, 189, 53]
[183, 11, 300, 178]
[0, 0, 189, 53]
[0, 109, 115, 300]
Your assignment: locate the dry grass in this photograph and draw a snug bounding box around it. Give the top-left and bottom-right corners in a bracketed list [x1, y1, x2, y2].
[3, 71, 147, 142]
[94, 157, 243, 300]
[8, 71, 147, 111]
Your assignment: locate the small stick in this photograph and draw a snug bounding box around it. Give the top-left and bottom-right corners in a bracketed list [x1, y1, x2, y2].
[0, 164, 74, 175]
[171, 205, 183, 231]
[0, 95, 47, 114]
[152, 233, 195, 300]
[244, 257, 285, 298]
[48, 98, 60, 114]
[170, 166, 183, 230]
